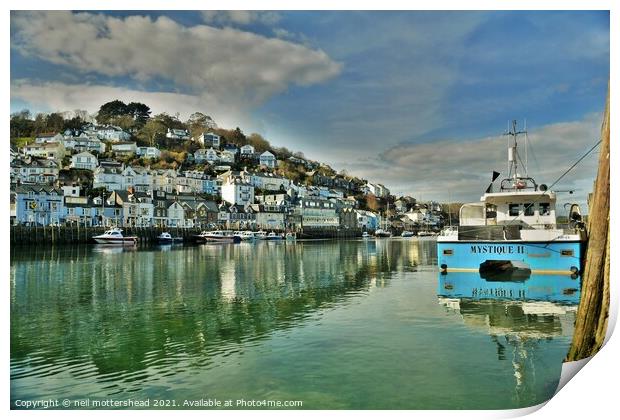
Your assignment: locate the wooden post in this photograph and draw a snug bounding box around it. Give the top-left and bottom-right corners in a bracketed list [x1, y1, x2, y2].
[566, 84, 610, 361]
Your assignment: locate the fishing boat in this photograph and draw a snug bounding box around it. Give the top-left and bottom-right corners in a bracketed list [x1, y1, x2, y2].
[93, 228, 138, 245]
[196, 230, 242, 244]
[437, 121, 586, 276]
[157, 232, 183, 244]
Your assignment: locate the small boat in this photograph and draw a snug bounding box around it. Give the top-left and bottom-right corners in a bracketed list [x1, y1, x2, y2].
[264, 231, 284, 241]
[401, 231, 415, 237]
[157, 232, 183, 244]
[374, 229, 392, 238]
[362, 231, 370, 239]
[417, 230, 434, 237]
[93, 228, 138, 245]
[234, 231, 256, 241]
[196, 230, 241, 244]
[285, 232, 296, 241]
[254, 230, 267, 240]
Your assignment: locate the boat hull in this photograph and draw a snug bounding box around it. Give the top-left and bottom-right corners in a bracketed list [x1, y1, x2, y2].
[199, 235, 241, 244]
[437, 240, 583, 275]
[93, 237, 137, 245]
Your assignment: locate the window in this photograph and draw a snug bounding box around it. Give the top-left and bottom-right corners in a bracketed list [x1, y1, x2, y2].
[524, 203, 534, 216]
[508, 204, 520, 216]
[539, 203, 550, 216]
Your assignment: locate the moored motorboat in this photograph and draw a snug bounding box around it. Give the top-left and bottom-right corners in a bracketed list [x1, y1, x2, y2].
[234, 231, 256, 241]
[157, 232, 183, 244]
[436, 120, 586, 276]
[375, 229, 392, 238]
[196, 230, 242, 244]
[401, 231, 414, 237]
[362, 231, 370, 239]
[93, 228, 138, 245]
[264, 231, 284, 241]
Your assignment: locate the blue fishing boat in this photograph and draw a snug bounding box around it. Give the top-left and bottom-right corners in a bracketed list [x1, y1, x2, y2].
[437, 121, 587, 276]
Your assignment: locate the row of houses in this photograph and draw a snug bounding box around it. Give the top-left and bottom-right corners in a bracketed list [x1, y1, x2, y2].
[11, 184, 384, 231]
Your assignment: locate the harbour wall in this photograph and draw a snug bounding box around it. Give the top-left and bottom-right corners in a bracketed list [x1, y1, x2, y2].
[10, 226, 363, 245]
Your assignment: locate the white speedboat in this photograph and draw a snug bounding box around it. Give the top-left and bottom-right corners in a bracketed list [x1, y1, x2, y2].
[93, 228, 138, 245]
[375, 229, 392, 238]
[437, 120, 586, 276]
[157, 232, 183, 244]
[264, 231, 284, 241]
[196, 230, 241, 244]
[234, 231, 256, 241]
[401, 231, 415, 237]
[254, 230, 267, 240]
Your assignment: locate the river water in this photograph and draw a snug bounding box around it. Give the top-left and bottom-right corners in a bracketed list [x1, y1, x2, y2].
[10, 238, 579, 409]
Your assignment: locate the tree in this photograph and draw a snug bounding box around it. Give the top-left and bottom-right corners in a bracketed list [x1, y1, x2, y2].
[97, 100, 129, 124]
[63, 116, 86, 133]
[10, 110, 34, 138]
[139, 119, 167, 146]
[186, 112, 216, 140]
[45, 113, 65, 133]
[126, 102, 151, 126]
[110, 115, 135, 131]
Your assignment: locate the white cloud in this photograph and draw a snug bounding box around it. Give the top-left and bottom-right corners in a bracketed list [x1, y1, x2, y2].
[201, 11, 281, 26]
[335, 114, 602, 209]
[11, 11, 340, 109]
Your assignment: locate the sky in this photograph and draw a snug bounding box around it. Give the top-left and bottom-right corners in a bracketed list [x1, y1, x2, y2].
[9, 10, 610, 206]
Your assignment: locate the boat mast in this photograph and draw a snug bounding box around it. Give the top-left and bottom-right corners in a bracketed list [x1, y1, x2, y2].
[505, 120, 527, 180]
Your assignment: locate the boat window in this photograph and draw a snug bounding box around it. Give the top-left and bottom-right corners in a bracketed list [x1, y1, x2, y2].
[524, 203, 535, 216]
[539, 203, 550, 216]
[508, 204, 520, 216]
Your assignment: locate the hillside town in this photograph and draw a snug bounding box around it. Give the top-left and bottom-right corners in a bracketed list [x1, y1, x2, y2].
[9, 104, 447, 235]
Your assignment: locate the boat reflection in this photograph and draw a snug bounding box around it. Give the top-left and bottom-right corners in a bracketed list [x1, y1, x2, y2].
[438, 271, 580, 304]
[437, 272, 579, 402]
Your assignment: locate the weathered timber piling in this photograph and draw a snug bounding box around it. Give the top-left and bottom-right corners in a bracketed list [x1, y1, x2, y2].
[566, 83, 610, 361]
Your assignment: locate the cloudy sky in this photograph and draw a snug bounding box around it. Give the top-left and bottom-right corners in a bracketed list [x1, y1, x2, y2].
[10, 10, 609, 205]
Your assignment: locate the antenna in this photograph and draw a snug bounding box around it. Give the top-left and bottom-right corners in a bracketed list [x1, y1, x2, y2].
[504, 120, 527, 180]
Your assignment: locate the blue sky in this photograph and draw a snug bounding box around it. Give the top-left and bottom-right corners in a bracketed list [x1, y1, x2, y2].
[10, 10, 609, 204]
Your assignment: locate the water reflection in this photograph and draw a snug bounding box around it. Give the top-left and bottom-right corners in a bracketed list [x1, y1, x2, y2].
[437, 272, 579, 405]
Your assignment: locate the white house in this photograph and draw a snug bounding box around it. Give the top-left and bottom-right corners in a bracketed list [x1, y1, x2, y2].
[96, 125, 131, 141]
[122, 166, 153, 192]
[93, 166, 124, 191]
[166, 128, 190, 141]
[240, 144, 255, 156]
[166, 201, 186, 227]
[259, 151, 276, 168]
[195, 148, 219, 164]
[110, 142, 137, 157]
[198, 132, 220, 148]
[136, 146, 161, 159]
[70, 151, 99, 171]
[11, 158, 59, 185]
[63, 135, 106, 154]
[247, 171, 291, 191]
[221, 178, 255, 208]
[365, 182, 390, 198]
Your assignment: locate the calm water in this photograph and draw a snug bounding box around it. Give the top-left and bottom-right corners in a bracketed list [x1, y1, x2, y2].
[10, 239, 579, 409]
